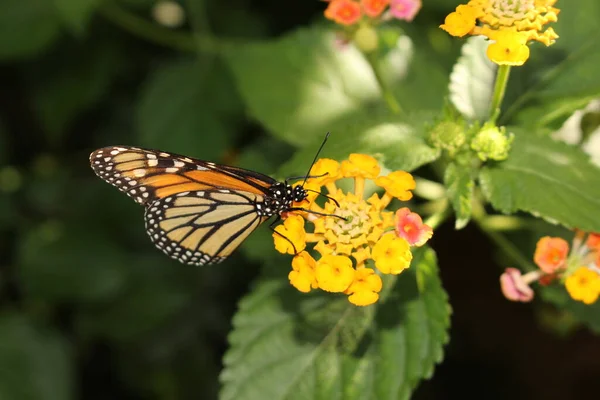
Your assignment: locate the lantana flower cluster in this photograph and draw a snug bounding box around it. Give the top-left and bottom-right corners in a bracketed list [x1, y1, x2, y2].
[323, 0, 422, 52]
[440, 0, 560, 66]
[500, 231, 600, 305]
[324, 0, 422, 26]
[273, 154, 432, 306]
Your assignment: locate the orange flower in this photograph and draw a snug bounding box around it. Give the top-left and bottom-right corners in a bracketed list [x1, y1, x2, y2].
[325, 0, 362, 26]
[533, 236, 569, 274]
[360, 0, 389, 18]
[394, 207, 432, 247]
[587, 233, 600, 252]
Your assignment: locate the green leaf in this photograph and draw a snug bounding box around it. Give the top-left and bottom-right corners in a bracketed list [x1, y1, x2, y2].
[17, 223, 127, 304]
[479, 132, 600, 232]
[136, 59, 240, 159]
[0, 0, 61, 60]
[53, 0, 99, 35]
[223, 27, 382, 146]
[277, 111, 440, 178]
[449, 36, 496, 121]
[503, 0, 600, 127]
[220, 247, 450, 400]
[444, 162, 474, 229]
[0, 314, 73, 400]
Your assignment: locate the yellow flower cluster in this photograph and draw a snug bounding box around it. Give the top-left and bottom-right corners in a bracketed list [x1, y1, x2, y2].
[273, 154, 429, 306]
[440, 0, 560, 65]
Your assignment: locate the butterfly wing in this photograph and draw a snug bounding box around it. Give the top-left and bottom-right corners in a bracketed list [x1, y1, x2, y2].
[145, 189, 266, 265]
[89, 146, 276, 265]
[89, 146, 276, 205]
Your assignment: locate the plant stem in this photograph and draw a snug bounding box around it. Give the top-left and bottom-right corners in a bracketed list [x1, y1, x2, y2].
[365, 52, 402, 114]
[488, 65, 511, 124]
[471, 200, 537, 272]
[100, 2, 225, 54]
[424, 200, 451, 230]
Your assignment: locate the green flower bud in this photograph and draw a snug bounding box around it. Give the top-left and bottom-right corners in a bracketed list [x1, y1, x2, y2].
[428, 120, 467, 156]
[470, 125, 514, 161]
[354, 25, 379, 53]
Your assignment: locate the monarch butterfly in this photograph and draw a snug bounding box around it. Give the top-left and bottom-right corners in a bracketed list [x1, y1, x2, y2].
[90, 136, 332, 266]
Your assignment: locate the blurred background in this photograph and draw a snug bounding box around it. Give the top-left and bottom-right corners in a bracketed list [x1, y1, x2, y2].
[0, 0, 599, 399]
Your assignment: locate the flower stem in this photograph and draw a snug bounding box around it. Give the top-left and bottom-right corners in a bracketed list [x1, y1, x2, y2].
[424, 200, 451, 230]
[472, 200, 537, 272]
[488, 65, 511, 124]
[100, 2, 226, 54]
[365, 52, 402, 114]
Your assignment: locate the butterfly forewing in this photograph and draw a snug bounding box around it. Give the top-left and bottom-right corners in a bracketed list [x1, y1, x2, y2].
[89, 146, 275, 205]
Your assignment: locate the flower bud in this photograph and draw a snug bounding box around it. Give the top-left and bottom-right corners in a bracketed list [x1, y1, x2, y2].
[427, 120, 467, 156]
[354, 25, 379, 53]
[470, 125, 514, 161]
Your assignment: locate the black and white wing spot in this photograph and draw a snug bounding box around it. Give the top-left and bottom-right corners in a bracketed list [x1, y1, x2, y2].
[144, 190, 266, 266]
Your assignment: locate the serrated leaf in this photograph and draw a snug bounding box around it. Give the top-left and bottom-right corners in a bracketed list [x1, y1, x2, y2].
[0, 0, 61, 60]
[449, 36, 496, 121]
[503, 0, 600, 127]
[220, 247, 450, 400]
[277, 111, 440, 178]
[53, 0, 99, 35]
[444, 162, 474, 229]
[0, 314, 73, 400]
[479, 132, 600, 232]
[136, 59, 240, 159]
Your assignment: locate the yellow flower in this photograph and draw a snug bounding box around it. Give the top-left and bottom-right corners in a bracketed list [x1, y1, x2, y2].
[274, 154, 431, 306]
[485, 29, 530, 66]
[372, 233, 412, 274]
[309, 158, 340, 187]
[375, 170, 415, 202]
[440, 0, 560, 65]
[440, 4, 479, 37]
[340, 153, 380, 179]
[565, 267, 600, 305]
[315, 255, 355, 292]
[288, 251, 318, 293]
[273, 214, 306, 255]
[345, 268, 383, 306]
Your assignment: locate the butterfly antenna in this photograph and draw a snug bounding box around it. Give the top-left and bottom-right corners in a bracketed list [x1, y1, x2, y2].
[305, 188, 340, 207]
[301, 132, 330, 188]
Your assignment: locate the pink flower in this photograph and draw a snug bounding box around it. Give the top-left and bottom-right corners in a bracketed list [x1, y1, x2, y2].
[500, 268, 538, 303]
[394, 207, 432, 247]
[389, 0, 421, 22]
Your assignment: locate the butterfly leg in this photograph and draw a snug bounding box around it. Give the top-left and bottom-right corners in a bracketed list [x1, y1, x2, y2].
[268, 216, 299, 255]
[286, 207, 346, 221]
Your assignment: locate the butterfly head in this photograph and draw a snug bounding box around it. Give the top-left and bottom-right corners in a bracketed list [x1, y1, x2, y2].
[261, 182, 308, 216]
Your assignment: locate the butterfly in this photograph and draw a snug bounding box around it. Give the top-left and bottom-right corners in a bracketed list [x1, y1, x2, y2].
[89, 137, 332, 266]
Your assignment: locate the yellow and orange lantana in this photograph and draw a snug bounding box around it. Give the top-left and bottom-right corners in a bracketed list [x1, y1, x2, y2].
[273, 154, 432, 306]
[440, 0, 560, 66]
[500, 230, 600, 305]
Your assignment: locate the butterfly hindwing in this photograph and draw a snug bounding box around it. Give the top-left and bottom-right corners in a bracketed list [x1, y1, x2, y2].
[144, 189, 267, 266]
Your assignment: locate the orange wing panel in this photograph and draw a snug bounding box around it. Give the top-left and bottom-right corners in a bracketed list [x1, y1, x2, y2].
[184, 170, 268, 195]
